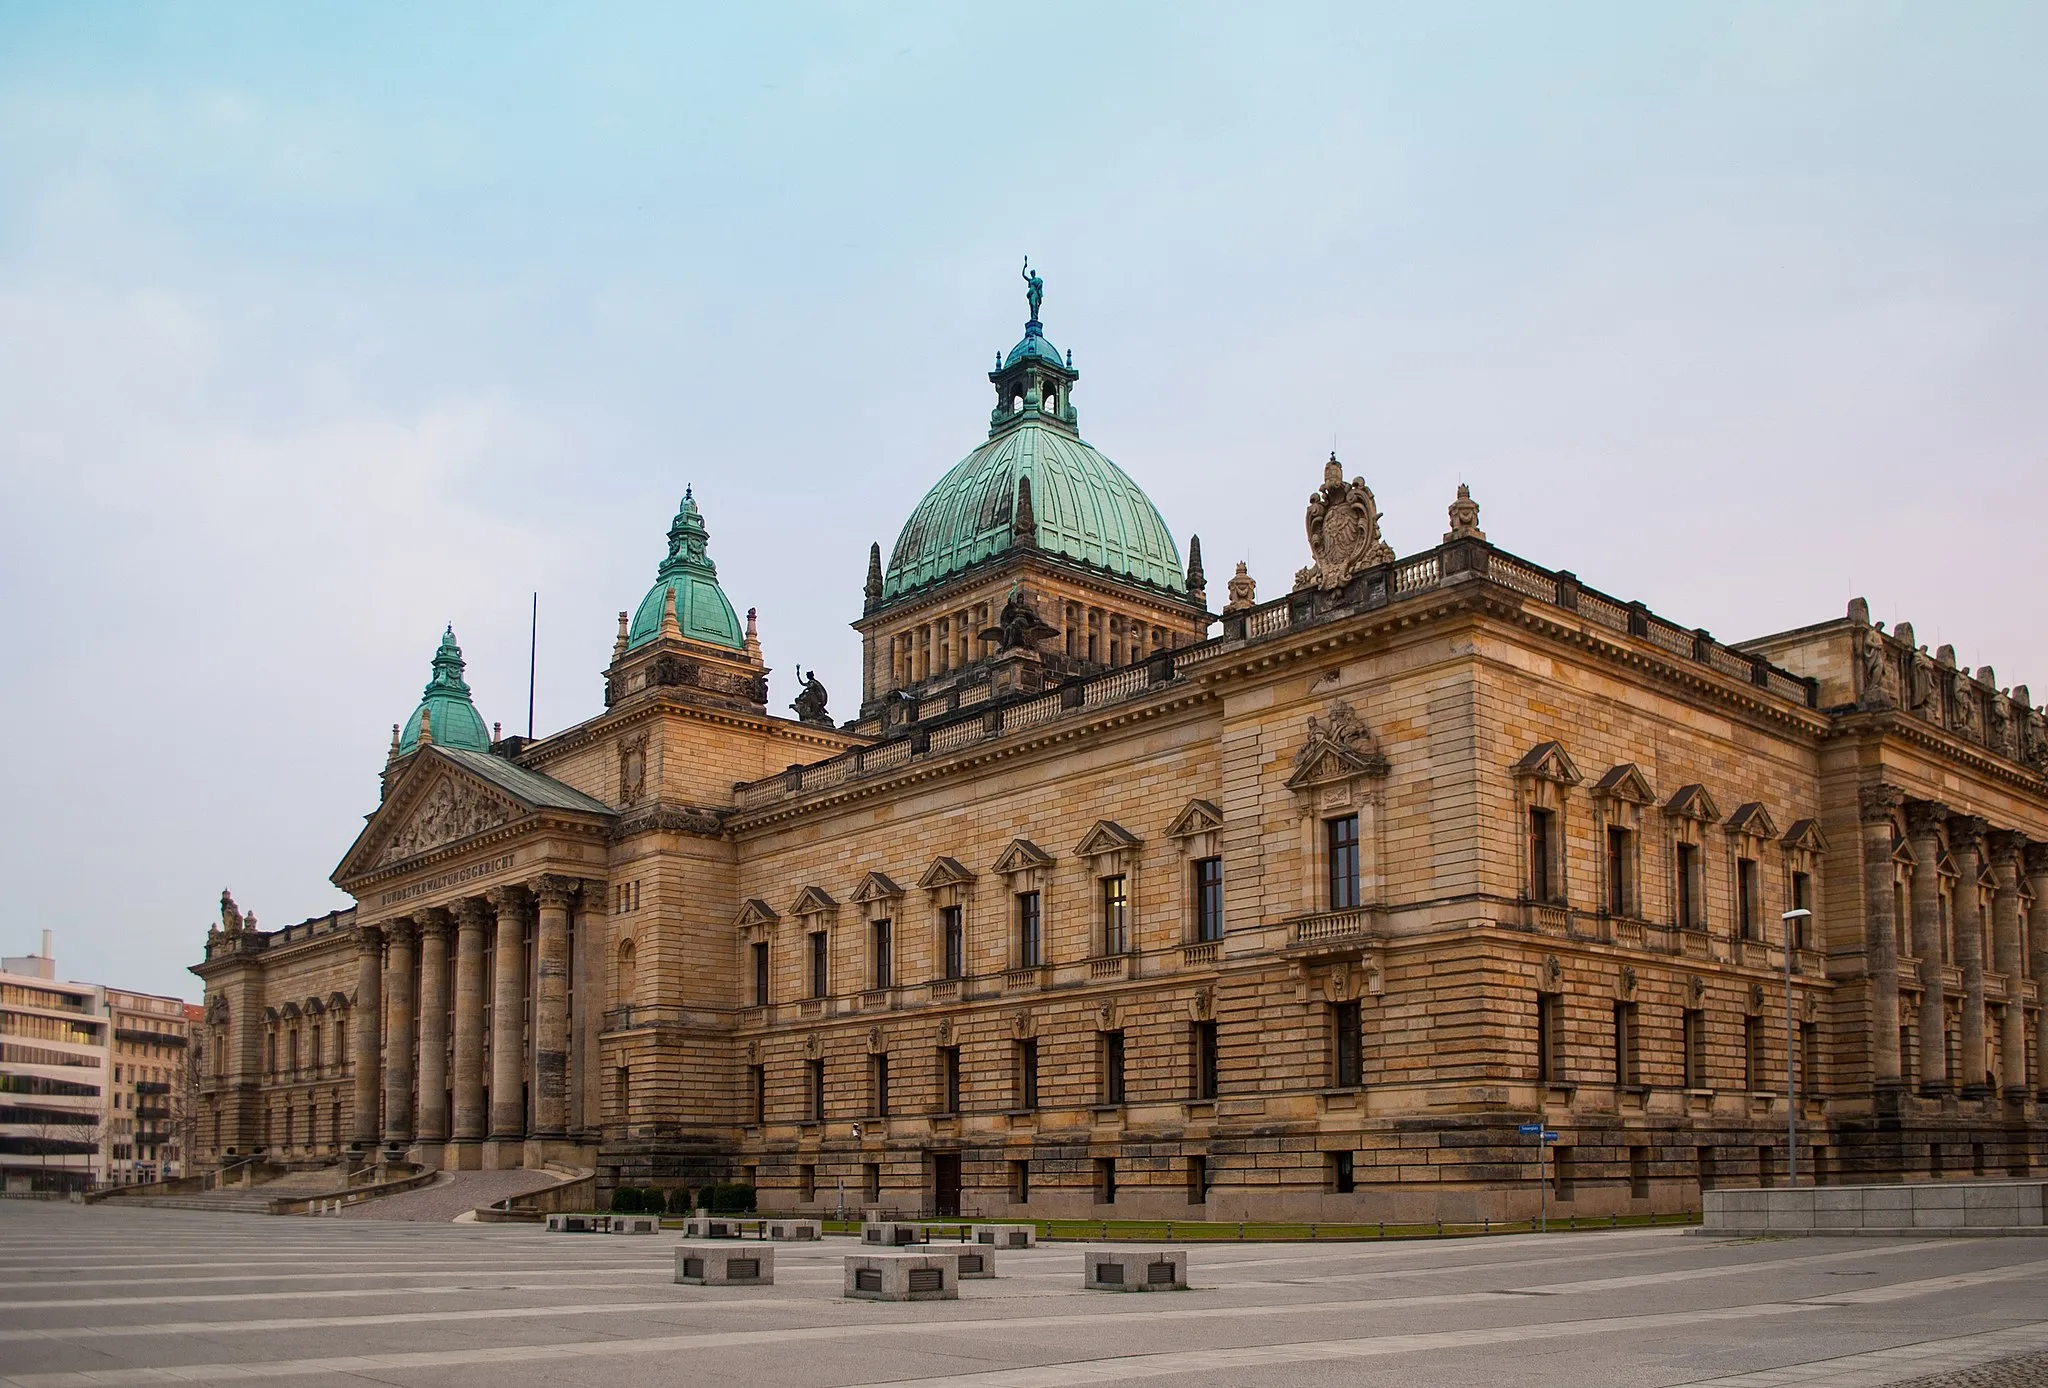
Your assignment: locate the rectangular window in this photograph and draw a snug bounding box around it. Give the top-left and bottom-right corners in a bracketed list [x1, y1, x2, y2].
[1744, 1016, 1763, 1092]
[939, 1046, 961, 1114]
[1552, 1145, 1575, 1199]
[1187, 1155, 1208, 1205]
[1100, 875, 1129, 955]
[1327, 816, 1361, 910]
[871, 1053, 890, 1117]
[1683, 1009, 1706, 1089]
[748, 1064, 765, 1124]
[751, 942, 769, 1007]
[1629, 1146, 1649, 1199]
[1194, 857, 1224, 941]
[1676, 842, 1700, 929]
[1095, 1156, 1117, 1205]
[1791, 871, 1813, 950]
[1330, 1150, 1356, 1193]
[1614, 1002, 1639, 1086]
[871, 919, 893, 990]
[1015, 892, 1042, 968]
[1016, 1038, 1039, 1110]
[1528, 807, 1556, 903]
[941, 906, 965, 980]
[807, 1058, 825, 1122]
[1606, 826, 1633, 916]
[1192, 1020, 1220, 1099]
[864, 1161, 881, 1204]
[1011, 1159, 1030, 1203]
[1697, 1145, 1717, 1191]
[1800, 1021, 1819, 1098]
[809, 931, 830, 999]
[1536, 993, 1564, 1084]
[1101, 1030, 1126, 1105]
[1737, 857, 1759, 940]
[1332, 1000, 1362, 1088]
[1758, 1145, 1776, 1188]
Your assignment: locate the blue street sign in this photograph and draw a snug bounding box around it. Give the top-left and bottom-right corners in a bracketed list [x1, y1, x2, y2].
[1517, 1123, 1543, 1135]
[1541, 1131, 1561, 1143]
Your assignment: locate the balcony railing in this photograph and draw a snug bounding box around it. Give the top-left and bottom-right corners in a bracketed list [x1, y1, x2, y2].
[1287, 908, 1378, 948]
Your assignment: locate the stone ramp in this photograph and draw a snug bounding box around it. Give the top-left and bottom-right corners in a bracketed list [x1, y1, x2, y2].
[336, 1168, 565, 1222]
[103, 1164, 354, 1215]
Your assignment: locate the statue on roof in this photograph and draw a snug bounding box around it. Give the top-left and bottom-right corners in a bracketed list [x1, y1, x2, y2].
[982, 584, 1060, 653]
[1295, 453, 1395, 593]
[790, 666, 832, 726]
[1022, 256, 1043, 322]
[220, 889, 244, 936]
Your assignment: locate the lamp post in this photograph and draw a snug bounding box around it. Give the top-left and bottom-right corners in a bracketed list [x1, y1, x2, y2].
[1782, 907, 1812, 1186]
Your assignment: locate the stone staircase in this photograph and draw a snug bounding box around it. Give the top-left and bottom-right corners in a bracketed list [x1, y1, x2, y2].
[107, 1166, 353, 1215]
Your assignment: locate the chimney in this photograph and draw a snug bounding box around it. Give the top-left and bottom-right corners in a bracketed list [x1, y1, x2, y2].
[41, 929, 51, 960]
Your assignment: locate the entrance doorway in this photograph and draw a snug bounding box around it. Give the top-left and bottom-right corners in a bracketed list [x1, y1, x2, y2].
[932, 1151, 962, 1217]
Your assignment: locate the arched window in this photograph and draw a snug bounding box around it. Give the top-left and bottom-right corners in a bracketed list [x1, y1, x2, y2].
[617, 940, 638, 1009]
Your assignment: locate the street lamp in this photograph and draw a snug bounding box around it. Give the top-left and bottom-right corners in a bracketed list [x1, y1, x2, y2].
[1782, 908, 1812, 1186]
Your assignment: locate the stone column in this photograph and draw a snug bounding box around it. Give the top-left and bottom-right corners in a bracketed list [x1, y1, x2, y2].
[450, 897, 490, 1153]
[2025, 843, 2048, 1100]
[1986, 831, 2028, 1097]
[381, 918, 418, 1147]
[530, 875, 579, 1139]
[415, 908, 452, 1145]
[1905, 800, 1949, 1094]
[487, 886, 529, 1146]
[1858, 784, 1905, 1091]
[350, 924, 384, 1148]
[1948, 814, 1989, 1097]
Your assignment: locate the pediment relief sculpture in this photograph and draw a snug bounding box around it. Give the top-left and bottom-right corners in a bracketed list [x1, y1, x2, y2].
[1665, 783, 1722, 824]
[379, 775, 517, 866]
[1513, 740, 1582, 787]
[1725, 802, 1779, 841]
[850, 871, 905, 905]
[917, 855, 976, 890]
[1286, 701, 1388, 790]
[1591, 763, 1655, 805]
[1294, 454, 1395, 594]
[1165, 798, 1224, 839]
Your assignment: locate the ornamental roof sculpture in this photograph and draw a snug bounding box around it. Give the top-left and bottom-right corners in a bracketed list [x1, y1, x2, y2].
[628, 487, 745, 651]
[1295, 454, 1395, 593]
[398, 626, 491, 755]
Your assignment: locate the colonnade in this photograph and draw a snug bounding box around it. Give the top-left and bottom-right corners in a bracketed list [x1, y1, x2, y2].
[1862, 788, 2048, 1099]
[351, 874, 594, 1157]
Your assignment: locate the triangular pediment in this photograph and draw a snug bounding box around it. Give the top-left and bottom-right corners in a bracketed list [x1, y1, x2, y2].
[916, 855, 976, 890]
[849, 871, 905, 905]
[1515, 741, 1582, 786]
[733, 898, 780, 929]
[1725, 802, 1779, 841]
[790, 884, 839, 917]
[1166, 798, 1223, 839]
[1592, 762, 1656, 804]
[992, 838, 1055, 875]
[1665, 783, 1721, 823]
[1073, 820, 1142, 858]
[1285, 741, 1388, 790]
[336, 753, 526, 882]
[1782, 818, 1828, 854]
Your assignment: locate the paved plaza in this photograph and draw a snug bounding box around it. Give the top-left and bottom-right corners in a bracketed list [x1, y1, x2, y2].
[1, 1204, 2045, 1388]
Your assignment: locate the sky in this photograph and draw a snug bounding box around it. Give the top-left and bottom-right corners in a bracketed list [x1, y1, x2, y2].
[1, 3, 2043, 1001]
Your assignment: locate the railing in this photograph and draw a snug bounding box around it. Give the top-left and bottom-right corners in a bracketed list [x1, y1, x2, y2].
[1088, 955, 1129, 982]
[731, 538, 1823, 813]
[1288, 908, 1377, 947]
[1003, 966, 1045, 992]
[1181, 941, 1221, 966]
[927, 979, 960, 1003]
[1528, 903, 1570, 937]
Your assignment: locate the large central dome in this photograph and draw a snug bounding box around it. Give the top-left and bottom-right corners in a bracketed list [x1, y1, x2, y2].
[881, 290, 1186, 605]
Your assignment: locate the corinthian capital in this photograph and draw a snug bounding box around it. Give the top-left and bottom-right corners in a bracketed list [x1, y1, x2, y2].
[2023, 841, 2048, 879]
[486, 884, 528, 919]
[454, 896, 492, 930]
[1946, 813, 1987, 857]
[529, 874, 582, 910]
[415, 906, 453, 939]
[1903, 798, 1951, 840]
[1984, 828, 2025, 869]
[352, 922, 384, 954]
[1857, 782, 1905, 824]
[383, 917, 418, 947]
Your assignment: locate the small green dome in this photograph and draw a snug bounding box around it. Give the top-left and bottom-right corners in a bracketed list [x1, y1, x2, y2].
[628, 488, 744, 650]
[399, 627, 491, 754]
[1004, 321, 1066, 370]
[884, 420, 1185, 602]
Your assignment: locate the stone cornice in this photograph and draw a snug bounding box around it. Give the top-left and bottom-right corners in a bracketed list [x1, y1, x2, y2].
[1823, 707, 2048, 800]
[519, 692, 862, 772]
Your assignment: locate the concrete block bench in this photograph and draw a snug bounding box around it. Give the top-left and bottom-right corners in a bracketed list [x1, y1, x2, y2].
[1085, 1248, 1187, 1291]
[945, 1245, 996, 1279]
[971, 1223, 1037, 1249]
[860, 1221, 928, 1247]
[682, 1216, 748, 1239]
[844, 1251, 958, 1301]
[766, 1218, 822, 1241]
[674, 1244, 775, 1286]
[545, 1213, 608, 1233]
[609, 1214, 661, 1234]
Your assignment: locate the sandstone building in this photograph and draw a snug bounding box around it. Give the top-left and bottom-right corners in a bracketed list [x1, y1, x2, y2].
[193, 277, 2047, 1221]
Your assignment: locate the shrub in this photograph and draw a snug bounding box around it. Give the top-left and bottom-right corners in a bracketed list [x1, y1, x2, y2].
[706, 1182, 756, 1214]
[667, 1187, 694, 1215]
[609, 1186, 645, 1213]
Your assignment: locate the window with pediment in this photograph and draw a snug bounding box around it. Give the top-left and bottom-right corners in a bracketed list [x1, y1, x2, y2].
[1515, 742, 1582, 908]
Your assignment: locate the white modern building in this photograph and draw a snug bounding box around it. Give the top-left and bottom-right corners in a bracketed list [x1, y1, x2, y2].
[1, 935, 110, 1193]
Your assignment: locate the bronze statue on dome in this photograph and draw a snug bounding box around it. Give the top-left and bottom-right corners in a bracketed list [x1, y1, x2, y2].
[790, 666, 832, 726]
[1022, 256, 1044, 321]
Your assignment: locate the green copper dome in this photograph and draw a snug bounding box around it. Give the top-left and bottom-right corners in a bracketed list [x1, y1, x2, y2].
[628, 488, 744, 650]
[883, 276, 1184, 604]
[399, 627, 491, 754]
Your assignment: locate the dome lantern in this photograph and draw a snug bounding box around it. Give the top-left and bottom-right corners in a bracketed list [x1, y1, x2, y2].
[397, 626, 491, 755]
[627, 487, 745, 651]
